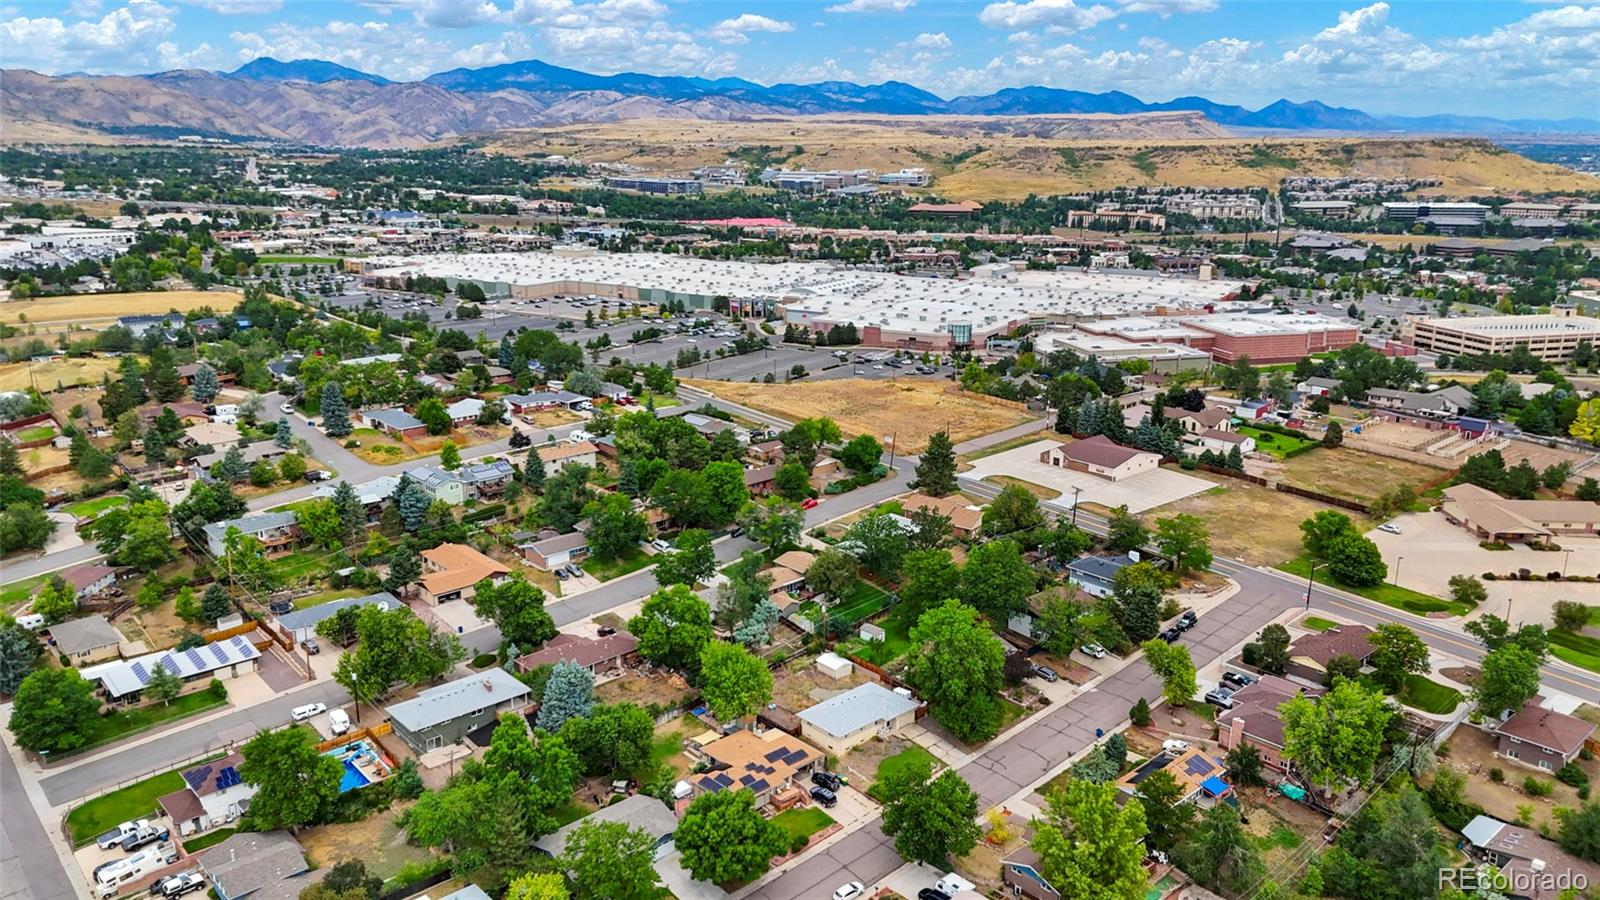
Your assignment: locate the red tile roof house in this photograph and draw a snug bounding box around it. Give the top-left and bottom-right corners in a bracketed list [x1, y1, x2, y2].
[1284, 624, 1375, 686]
[1218, 675, 1325, 774]
[515, 631, 639, 676]
[1495, 702, 1598, 772]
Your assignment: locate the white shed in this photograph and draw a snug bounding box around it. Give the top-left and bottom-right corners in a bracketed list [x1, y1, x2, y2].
[816, 652, 853, 680]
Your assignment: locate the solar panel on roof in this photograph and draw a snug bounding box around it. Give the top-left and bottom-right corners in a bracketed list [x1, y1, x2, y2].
[209, 643, 230, 664]
[748, 778, 770, 793]
[763, 748, 786, 762]
[781, 748, 807, 765]
[713, 773, 734, 787]
[739, 774, 755, 786]
[185, 765, 213, 790]
[131, 661, 150, 684]
[185, 648, 206, 669]
[1184, 756, 1215, 776]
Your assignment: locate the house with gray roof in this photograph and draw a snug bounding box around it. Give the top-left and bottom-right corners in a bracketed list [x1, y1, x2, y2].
[534, 794, 676, 859]
[455, 459, 516, 497]
[385, 668, 532, 753]
[203, 511, 301, 558]
[1364, 386, 1473, 419]
[1066, 554, 1137, 598]
[503, 390, 590, 413]
[274, 592, 397, 641]
[796, 682, 920, 754]
[47, 613, 122, 664]
[404, 465, 467, 505]
[196, 831, 310, 900]
[84, 635, 261, 703]
[192, 440, 288, 474]
[359, 407, 427, 438]
[444, 397, 485, 425]
[313, 475, 401, 517]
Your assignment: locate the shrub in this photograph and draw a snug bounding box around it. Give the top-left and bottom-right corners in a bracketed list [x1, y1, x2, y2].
[390, 759, 423, 799]
[470, 653, 498, 668]
[1482, 572, 1497, 581]
[1489, 767, 1505, 783]
[1524, 777, 1555, 797]
[1130, 697, 1151, 727]
[789, 832, 809, 855]
[344, 439, 358, 448]
[1556, 763, 1589, 788]
[208, 678, 227, 700]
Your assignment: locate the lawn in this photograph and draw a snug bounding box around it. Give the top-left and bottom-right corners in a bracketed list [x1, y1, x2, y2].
[1237, 426, 1317, 460]
[292, 587, 367, 610]
[837, 616, 913, 666]
[770, 807, 835, 843]
[75, 691, 228, 753]
[1550, 629, 1600, 675]
[65, 495, 127, 519]
[1302, 616, 1339, 632]
[1396, 673, 1463, 714]
[15, 424, 57, 442]
[268, 550, 334, 585]
[1, 574, 45, 611]
[869, 745, 939, 800]
[582, 546, 653, 582]
[183, 828, 236, 854]
[66, 752, 227, 846]
[345, 428, 411, 464]
[832, 581, 894, 623]
[1278, 554, 1472, 617]
[998, 696, 1027, 732]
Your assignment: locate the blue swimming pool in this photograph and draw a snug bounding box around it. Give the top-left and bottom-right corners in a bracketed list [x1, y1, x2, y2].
[326, 739, 387, 793]
[339, 758, 371, 792]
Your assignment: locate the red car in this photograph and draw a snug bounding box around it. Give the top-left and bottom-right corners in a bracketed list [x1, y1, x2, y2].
[801, 497, 819, 510]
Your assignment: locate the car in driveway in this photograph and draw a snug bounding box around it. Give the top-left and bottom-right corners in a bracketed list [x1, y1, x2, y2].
[154, 871, 205, 898]
[1031, 663, 1059, 683]
[328, 708, 351, 736]
[812, 771, 842, 791]
[649, 539, 673, 552]
[1378, 522, 1403, 534]
[1162, 739, 1191, 753]
[809, 786, 837, 808]
[918, 890, 951, 900]
[1205, 688, 1237, 709]
[1222, 671, 1257, 690]
[1079, 642, 1107, 659]
[95, 820, 149, 851]
[832, 882, 864, 900]
[292, 702, 327, 722]
[1176, 610, 1198, 630]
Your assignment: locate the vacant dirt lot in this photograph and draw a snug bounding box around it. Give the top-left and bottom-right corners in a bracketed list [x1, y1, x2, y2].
[0, 357, 121, 393]
[684, 378, 1034, 453]
[1272, 447, 1445, 504]
[297, 802, 439, 881]
[1437, 725, 1598, 828]
[0, 290, 237, 326]
[1154, 469, 1374, 566]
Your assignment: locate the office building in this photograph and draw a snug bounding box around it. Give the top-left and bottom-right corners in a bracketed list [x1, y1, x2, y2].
[1404, 312, 1600, 362]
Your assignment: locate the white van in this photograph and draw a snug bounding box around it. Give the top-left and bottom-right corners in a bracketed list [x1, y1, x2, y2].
[15, 613, 44, 631]
[935, 873, 976, 897]
[95, 845, 177, 898]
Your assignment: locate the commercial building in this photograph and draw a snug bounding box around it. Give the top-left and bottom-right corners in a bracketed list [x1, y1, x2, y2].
[386, 668, 532, 753]
[1381, 201, 1490, 225]
[1065, 208, 1167, 231]
[795, 682, 920, 755]
[1076, 312, 1358, 363]
[1029, 329, 1212, 373]
[1498, 202, 1562, 219]
[1291, 200, 1355, 218]
[1403, 312, 1600, 362]
[878, 167, 931, 187]
[1439, 483, 1600, 542]
[1039, 437, 1160, 482]
[603, 177, 702, 195]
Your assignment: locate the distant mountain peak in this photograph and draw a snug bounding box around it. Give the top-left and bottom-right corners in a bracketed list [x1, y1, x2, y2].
[228, 57, 389, 85]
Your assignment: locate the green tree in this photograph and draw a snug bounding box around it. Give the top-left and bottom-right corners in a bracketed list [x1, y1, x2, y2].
[1448, 574, 1488, 610]
[805, 547, 859, 603]
[737, 498, 804, 557]
[1178, 803, 1264, 896]
[439, 439, 462, 470]
[1464, 613, 1550, 659]
[505, 874, 569, 900]
[1321, 420, 1344, 448]
[1105, 505, 1148, 553]
[959, 537, 1036, 623]
[582, 492, 648, 560]
[28, 578, 77, 624]
[699, 641, 772, 722]
[239, 725, 343, 829]
[878, 755, 981, 867]
[557, 818, 666, 900]
[841, 512, 910, 579]
[383, 545, 423, 592]
[773, 462, 812, 502]
[318, 860, 383, 899]
[1367, 623, 1431, 692]
[1037, 591, 1091, 658]
[1251, 623, 1292, 676]
[1136, 768, 1196, 853]
[0, 619, 43, 694]
[278, 453, 307, 482]
[837, 434, 883, 472]
[1031, 779, 1149, 900]
[1154, 514, 1212, 576]
[1279, 679, 1394, 794]
[1140, 639, 1198, 709]
[912, 429, 958, 496]
[907, 600, 1005, 744]
[1299, 510, 1354, 559]
[143, 423, 167, 466]
[676, 789, 788, 883]
[1225, 744, 1265, 788]
[627, 585, 713, 671]
[559, 702, 654, 777]
[897, 548, 959, 624]
[1326, 529, 1386, 587]
[144, 660, 183, 706]
[652, 529, 716, 588]
[0, 502, 56, 555]
[7, 668, 101, 753]
[1320, 785, 1450, 900]
[191, 363, 221, 403]
[274, 417, 294, 449]
[295, 498, 344, 550]
[1557, 802, 1600, 863]
[1107, 562, 1164, 644]
[1552, 600, 1591, 634]
[535, 660, 594, 732]
[0, 439, 21, 478]
[982, 483, 1044, 536]
[471, 572, 558, 652]
[417, 397, 451, 436]
[1473, 644, 1543, 715]
[320, 381, 351, 437]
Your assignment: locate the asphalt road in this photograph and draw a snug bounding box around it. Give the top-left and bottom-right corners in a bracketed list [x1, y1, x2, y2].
[1, 746, 77, 900]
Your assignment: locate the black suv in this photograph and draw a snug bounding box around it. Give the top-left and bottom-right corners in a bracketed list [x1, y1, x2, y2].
[809, 786, 837, 808]
[812, 771, 842, 792]
[1176, 610, 1198, 630]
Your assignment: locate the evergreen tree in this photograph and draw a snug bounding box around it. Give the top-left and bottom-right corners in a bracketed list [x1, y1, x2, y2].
[200, 584, 233, 622]
[148, 348, 184, 402]
[535, 661, 594, 732]
[0, 439, 20, 478]
[274, 417, 293, 448]
[1322, 421, 1344, 448]
[331, 480, 365, 538]
[521, 450, 546, 491]
[320, 381, 352, 437]
[1225, 445, 1245, 471]
[142, 424, 166, 466]
[384, 545, 422, 592]
[396, 478, 431, 533]
[911, 430, 958, 496]
[119, 356, 148, 405]
[190, 363, 221, 403]
[216, 445, 248, 482]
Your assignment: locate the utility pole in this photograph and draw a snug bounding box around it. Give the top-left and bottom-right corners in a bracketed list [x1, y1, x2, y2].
[1070, 485, 1083, 529]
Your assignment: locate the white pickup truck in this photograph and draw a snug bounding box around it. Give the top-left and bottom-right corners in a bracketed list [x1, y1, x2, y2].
[94, 819, 148, 851]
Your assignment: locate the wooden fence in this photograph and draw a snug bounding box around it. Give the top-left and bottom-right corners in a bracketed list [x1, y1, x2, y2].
[315, 722, 393, 753]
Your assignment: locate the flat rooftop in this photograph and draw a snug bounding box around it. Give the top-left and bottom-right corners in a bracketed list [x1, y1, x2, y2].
[1417, 314, 1600, 337]
[361, 251, 1241, 336]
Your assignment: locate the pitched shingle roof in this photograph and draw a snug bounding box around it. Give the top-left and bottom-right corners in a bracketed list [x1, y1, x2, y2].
[1498, 702, 1597, 755]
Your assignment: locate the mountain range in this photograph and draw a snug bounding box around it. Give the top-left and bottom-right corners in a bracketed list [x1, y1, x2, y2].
[3, 56, 1594, 148]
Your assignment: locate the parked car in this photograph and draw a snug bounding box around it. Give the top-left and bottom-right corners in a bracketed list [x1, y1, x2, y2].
[302, 637, 321, 655]
[1159, 626, 1183, 643]
[1079, 643, 1107, 659]
[1031, 664, 1059, 683]
[1222, 671, 1257, 690]
[812, 771, 842, 791]
[1378, 522, 1403, 534]
[269, 599, 294, 615]
[291, 702, 327, 722]
[279, 403, 294, 414]
[650, 539, 673, 552]
[554, 568, 569, 581]
[328, 708, 351, 736]
[1162, 739, 1191, 753]
[564, 564, 583, 578]
[155, 871, 205, 898]
[918, 890, 951, 900]
[597, 625, 616, 637]
[801, 497, 819, 510]
[302, 470, 331, 483]
[1176, 610, 1198, 630]
[120, 824, 171, 852]
[810, 786, 837, 808]
[832, 882, 863, 900]
[728, 526, 745, 538]
[1205, 688, 1237, 710]
[95, 820, 149, 851]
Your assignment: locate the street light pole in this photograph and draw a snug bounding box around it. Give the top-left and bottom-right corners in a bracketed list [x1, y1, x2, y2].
[1070, 486, 1083, 529]
[1394, 556, 1403, 587]
[1305, 561, 1326, 610]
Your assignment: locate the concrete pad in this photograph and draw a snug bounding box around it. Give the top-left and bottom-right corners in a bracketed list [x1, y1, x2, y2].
[960, 439, 1212, 513]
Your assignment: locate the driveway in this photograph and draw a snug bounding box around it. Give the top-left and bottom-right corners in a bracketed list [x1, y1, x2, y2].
[959, 439, 1212, 513]
[254, 646, 309, 692]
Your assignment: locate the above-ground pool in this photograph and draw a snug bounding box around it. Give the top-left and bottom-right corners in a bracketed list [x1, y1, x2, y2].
[325, 739, 392, 793]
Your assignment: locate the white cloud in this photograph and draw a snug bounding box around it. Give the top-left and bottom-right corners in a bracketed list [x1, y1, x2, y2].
[1117, 0, 1216, 14]
[824, 0, 915, 13]
[709, 13, 793, 45]
[66, 0, 104, 15]
[179, 0, 283, 13]
[2, 0, 182, 73]
[978, 0, 1115, 32]
[911, 31, 951, 49]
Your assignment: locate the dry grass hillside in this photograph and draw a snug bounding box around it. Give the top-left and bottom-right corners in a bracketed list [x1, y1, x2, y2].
[487, 117, 1593, 200]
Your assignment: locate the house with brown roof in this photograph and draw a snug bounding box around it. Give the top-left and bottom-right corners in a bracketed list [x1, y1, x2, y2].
[747, 440, 784, 464]
[158, 751, 258, 837]
[687, 729, 822, 807]
[900, 491, 983, 538]
[58, 563, 121, 600]
[1038, 435, 1160, 481]
[1285, 624, 1374, 686]
[418, 543, 511, 605]
[538, 440, 598, 473]
[1219, 675, 1325, 773]
[1439, 483, 1600, 542]
[1163, 405, 1233, 435]
[1002, 845, 1060, 900]
[1495, 702, 1598, 771]
[743, 463, 779, 496]
[515, 630, 639, 676]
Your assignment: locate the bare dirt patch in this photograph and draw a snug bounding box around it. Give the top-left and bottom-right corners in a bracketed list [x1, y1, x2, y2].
[593, 671, 696, 710]
[1437, 724, 1597, 828]
[297, 801, 440, 881]
[683, 378, 1034, 453]
[837, 734, 929, 786]
[981, 474, 1058, 499]
[1274, 447, 1445, 504]
[1154, 469, 1374, 566]
[768, 654, 873, 712]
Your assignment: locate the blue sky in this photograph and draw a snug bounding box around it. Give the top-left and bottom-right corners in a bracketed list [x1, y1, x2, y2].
[4, 1, 1597, 119]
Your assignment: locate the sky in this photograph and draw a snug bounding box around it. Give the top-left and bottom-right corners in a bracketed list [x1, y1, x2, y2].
[3, 0, 1597, 120]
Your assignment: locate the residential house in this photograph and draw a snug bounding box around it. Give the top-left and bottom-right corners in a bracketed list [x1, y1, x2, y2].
[1197, 428, 1256, 455]
[84, 636, 261, 704]
[386, 668, 532, 753]
[196, 831, 310, 900]
[158, 751, 258, 836]
[484, 365, 513, 385]
[796, 682, 919, 755]
[1065, 554, 1135, 599]
[418, 542, 511, 605]
[743, 463, 779, 496]
[404, 465, 467, 506]
[1163, 405, 1233, 435]
[274, 592, 397, 642]
[176, 363, 237, 386]
[1284, 624, 1375, 685]
[687, 729, 822, 807]
[596, 381, 633, 403]
[1439, 483, 1600, 542]
[534, 794, 675, 860]
[1364, 386, 1474, 419]
[47, 613, 122, 664]
[360, 407, 428, 439]
[203, 511, 301, 558]
[1116, 747, 1232, 806]
[192, 441, 287, 475]
[1002, 845, 1061, 900]
[58, 564, 121, 600]
[503, 390, 591, 413]
[680, 412, 743, 442]
[747, 440, 784, 464]
[900, 491, 984, 539]
[456, 349, 487, 366]
[312, 475, 401, 520]
[1295, 376, 1340, 397]
[765, 549, 816, 594]
[444, 397, 485, 427]
[455, 459, 516, 498]
[521, 531, 589, 572]
[1038, 436, 1160, 481]
[538, 441, 598, 473]
[1495, 702, 1598, 771]
[1462, 815, 1600, 899]
[515, 630, 639, 676]
[1219, 675, 1325, 773]
[182, 421, 242, 451]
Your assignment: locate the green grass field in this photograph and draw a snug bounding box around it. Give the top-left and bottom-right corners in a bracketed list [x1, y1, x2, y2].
[267, 550, 333, 584]
[837, 616, 912, 666]
[1302, 616, 1339, 632]
[582, 546, 652, 582]
[1238, 426, 1317, 460]
[75, 692, 227, 754]
[65, 495, 127, 519]
[1550, 630, 1600, 675]
[292, 587, 367, 610]
[869, 745, 939, 800]
[15, 424, 57, 442]
[67, 752, 226, 846]
[1, 574, 45, 610]
[182, 827, 236, 854]
[1278, 555, 1472, 617]
[1396, 674, 1463, 714]
[770, 807, 834, 843]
